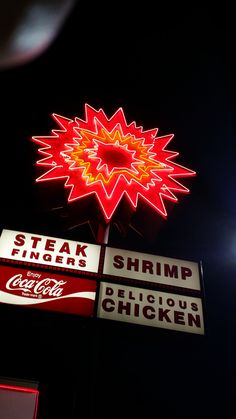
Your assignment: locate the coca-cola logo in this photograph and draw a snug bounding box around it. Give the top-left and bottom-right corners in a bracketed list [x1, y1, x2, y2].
[6, 274, 67, 298]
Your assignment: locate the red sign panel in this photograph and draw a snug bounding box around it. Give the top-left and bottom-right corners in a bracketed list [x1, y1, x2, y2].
[0, 265, 96, 316]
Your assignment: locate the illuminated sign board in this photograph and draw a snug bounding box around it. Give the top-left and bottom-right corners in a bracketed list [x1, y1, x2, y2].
[0, 228, 204, 333]
[0, 382, 39, 419]
[0, 265, 96, 316]
[32, 104, 195, 222]
[0, 229, 101, 273]
[97, 282, 204, 335]
[102, 246, 201, 291]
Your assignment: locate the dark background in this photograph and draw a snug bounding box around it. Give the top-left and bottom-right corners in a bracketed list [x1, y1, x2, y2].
[0, 2, 235, 418]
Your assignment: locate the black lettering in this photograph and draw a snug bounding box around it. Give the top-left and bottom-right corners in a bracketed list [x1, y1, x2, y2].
[174, 311, 185, 325]
[191, 302, 199, 312]
[142, 260, 153, 274]
[127, 257, 139, 271]
[147, 294, 155, 304]
[118, 301, 131, 315]
[128, 291, 135, 300]
[167, 298, 175, 307]
[105, 287, 114, 296]
[188, 313, 201, 328]
[134, 303, 140, 317]
[118, 289, 125, 298]
[143, 305, 155, 319]
[164, 264, 178, 278]
[159, 308, 171, 322]
[179, 300, 187, 310]
[181, 266, 192, 280]
[102, 298, 115, 312]
[156, 262, 161, 275]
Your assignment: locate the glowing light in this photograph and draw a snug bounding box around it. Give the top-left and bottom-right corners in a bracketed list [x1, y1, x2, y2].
[0, 384, 39, 394]
[32, 104, 196, 222]
[0, 384, 39, 419]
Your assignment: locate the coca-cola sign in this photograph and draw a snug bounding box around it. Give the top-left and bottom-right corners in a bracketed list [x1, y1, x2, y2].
[6, 275, 66, 297]
[0, 265, 97, 316]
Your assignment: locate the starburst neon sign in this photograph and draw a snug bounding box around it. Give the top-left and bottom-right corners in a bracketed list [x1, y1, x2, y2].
[32, 104, 196, 222]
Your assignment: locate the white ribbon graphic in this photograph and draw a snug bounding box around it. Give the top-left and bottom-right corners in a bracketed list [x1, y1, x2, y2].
[0, 290, 95, 305]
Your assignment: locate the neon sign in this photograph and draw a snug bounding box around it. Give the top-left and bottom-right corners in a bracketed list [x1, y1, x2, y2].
[32, 104, 195, 222]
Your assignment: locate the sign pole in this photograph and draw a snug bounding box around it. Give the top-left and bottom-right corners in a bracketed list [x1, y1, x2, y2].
[96, 223, 110, 245]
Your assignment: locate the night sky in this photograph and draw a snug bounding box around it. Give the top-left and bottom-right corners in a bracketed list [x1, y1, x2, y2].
[0, 3, 235, 418]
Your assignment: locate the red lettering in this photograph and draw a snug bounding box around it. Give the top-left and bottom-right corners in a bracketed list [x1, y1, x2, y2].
[55, 255, 63, 263]
[14, 234, 25, 246]
[142, 260, 153, 274]
[181, 266, 192, 280]
[59, 242, 70, 254]
[67, 257, 75, 266]
[113, 255, 124, 269]
[43, 253, 52, 262]
[127, 257, 139, 271]
[79, 259, 86, 267]
[11, 248, 20, 256]
[31, 236, 42, 249]
[30, 251, 40, 260]
[164, 264, 178, 278]
[45, 239, 56, 251]
[75, 244, 87, 257]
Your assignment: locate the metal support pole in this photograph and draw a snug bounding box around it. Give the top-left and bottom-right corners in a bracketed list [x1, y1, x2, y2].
[96, 223, 110, 245]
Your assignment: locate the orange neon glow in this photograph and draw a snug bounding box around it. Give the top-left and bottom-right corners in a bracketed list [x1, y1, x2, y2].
[32, 104, 196, 221]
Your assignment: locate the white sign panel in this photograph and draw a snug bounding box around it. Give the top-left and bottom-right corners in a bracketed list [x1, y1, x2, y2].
[103, 247, 201, 291]
[0, 229, 101, 273]
[97, 282, 204, 335]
